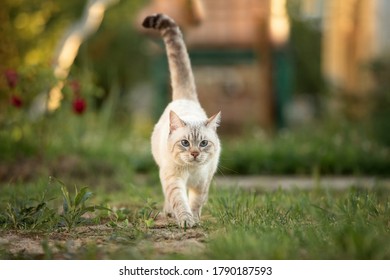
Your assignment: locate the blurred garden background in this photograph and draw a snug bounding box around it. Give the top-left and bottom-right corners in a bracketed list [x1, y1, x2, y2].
[1, 0, 389, 179]
[0, 0, 390, 260]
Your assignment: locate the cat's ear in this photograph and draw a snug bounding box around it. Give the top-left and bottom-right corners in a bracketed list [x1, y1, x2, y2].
[170, 110, 185, 133]
[206, 111, 221, 131]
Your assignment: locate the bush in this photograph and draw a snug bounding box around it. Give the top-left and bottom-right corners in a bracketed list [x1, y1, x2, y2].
[219, 122, 390, 176]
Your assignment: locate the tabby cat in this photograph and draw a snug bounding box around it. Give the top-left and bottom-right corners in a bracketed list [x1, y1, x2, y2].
[143, 14, 221, 228]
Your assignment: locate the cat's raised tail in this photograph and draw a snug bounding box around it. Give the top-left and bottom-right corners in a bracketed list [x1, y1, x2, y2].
[143, 14, 197, 102]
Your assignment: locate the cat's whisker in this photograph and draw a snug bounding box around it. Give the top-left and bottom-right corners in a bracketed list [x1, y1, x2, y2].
[217, 164, 239, 176]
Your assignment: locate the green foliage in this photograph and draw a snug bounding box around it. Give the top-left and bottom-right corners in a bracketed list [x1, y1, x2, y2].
[369, 56, 390, 147]
[1, 0, 149, 131]
[0, 179, 111, 232]
[56, 178, 110, 231]
[1, 191, 57, 230]
[287, 1, 324, 96]
[108, 198, 160, 231]
[220, 122, 390, 176]
[206, 187, 390, 259]
[1, 0, 85, 69]
[137, 198, 160, 229]
[84, 0, 149, 92]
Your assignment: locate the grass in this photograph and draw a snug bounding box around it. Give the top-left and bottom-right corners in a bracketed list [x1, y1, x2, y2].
[1, 103, 389, 259]
[0, 178, 389, 260]
[206, 186, 390, 259]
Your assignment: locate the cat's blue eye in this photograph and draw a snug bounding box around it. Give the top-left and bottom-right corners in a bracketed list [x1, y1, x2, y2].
[199, 140, 208, 147]
[181, 140, 190, 147]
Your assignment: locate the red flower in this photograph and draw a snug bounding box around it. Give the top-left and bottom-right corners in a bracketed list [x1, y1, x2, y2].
[72, 97, 87, 115]
[5, 69, 19, 88]
[10, 95, 23, 108]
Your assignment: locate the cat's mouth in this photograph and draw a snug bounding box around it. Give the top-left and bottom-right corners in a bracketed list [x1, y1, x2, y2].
[187, 157, 206, 165]
[179, 155, 202, 165]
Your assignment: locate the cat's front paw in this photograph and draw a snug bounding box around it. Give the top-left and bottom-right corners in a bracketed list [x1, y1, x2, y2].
[163, 204, 174, 218]
[192, 214, 200, 224]
[177, 213, 196, 228]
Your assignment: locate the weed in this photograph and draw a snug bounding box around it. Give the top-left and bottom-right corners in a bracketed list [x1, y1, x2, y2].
[0, 178, 114, 233]
[137, 198, 160, 229]
[0, 191, 57, 230]
[55, 178, 111, 231]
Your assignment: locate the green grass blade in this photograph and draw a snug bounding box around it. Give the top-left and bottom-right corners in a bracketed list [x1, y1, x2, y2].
[75, 187, 93, 207]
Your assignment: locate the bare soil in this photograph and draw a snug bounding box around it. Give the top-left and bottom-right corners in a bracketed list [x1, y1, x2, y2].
[0, 214, 208, 259]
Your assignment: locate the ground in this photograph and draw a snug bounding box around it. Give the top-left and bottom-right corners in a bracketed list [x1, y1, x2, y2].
[0, 214, 208, 259]
[1, 154, 390, 260]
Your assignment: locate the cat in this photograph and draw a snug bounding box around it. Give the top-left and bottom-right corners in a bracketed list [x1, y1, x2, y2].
[142, 14, 221, 228]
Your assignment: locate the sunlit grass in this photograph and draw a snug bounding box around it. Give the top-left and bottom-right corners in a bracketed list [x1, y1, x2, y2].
[1, 178, 389, 260]
[1, 100, 389, 260]
[205, 186, 390, 259]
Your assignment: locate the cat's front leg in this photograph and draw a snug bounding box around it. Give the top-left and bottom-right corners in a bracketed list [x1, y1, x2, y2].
[189, 186, 208, 223]
[163, 179, 195, 228]
[163, 198, 174, 217]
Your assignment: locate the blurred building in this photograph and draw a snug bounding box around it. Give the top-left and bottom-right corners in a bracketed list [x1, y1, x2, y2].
[138, 0, 390, 130]
[302, 0, 390, 118]
[138, 0, 292, 133]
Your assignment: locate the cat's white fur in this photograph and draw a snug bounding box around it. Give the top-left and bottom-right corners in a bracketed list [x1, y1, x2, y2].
[144, 13, 221, 228]
[151, 100, 221, 227]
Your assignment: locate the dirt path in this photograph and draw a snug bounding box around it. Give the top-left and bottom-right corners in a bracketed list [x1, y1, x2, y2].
[215, 175, 390, 190]
[0, 214, 208, 259]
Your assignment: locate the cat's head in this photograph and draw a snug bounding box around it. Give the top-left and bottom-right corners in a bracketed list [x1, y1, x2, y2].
[168, 110, 221, 166]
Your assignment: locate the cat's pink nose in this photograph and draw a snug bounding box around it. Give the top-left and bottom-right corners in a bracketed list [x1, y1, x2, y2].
[191, 151, 199, 158]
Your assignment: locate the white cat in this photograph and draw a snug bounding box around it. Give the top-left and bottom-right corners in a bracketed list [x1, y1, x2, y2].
[143, 14, 221, 228]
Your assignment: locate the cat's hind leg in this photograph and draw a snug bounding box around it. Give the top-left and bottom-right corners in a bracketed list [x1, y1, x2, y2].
[188, 185, 209, 224]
